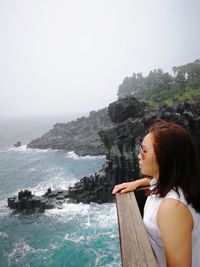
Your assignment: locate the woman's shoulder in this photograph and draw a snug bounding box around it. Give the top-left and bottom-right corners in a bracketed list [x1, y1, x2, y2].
[164, 188, 187, 205]
[159, 188, 200, 231]
[157, 194, 193, 229]
[156, 188, 191, 224]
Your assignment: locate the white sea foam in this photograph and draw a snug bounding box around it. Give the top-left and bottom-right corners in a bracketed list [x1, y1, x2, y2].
[85, 214, 92, 227]
[7, 240, 32, 260]
[90, 203, 118, 229]
[29, 175, 77, 196]
[7, 145, 28, 152]
[7, 146, 55, 154]
[63, 233, 86, 243]
[26, 147, 58, 153]
[65, 151, 105, 160]
[45, 202, 90, 221]
[0, 231, 8, 238]
[7, 240, 48, 265]
[27, 167, 36, 172]
[0, 199, 11, 217]
[49, 243, 61, 250]
[45, 202, 118, 230]
[6, 174, 77, 206]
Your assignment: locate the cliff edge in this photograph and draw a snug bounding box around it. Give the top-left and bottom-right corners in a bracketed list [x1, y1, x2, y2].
[27, 107, 112, 156]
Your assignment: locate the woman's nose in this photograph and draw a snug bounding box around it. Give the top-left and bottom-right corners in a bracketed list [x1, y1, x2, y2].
[138, 153, 142, 160]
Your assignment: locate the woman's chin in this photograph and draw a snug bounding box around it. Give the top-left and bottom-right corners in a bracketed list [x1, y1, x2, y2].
[139, 166, 150, 176]
[140, 168, 149, 177]
[139, 165, 144, 173]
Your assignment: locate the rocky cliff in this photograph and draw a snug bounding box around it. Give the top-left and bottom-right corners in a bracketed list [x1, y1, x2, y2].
[10, 97, 200, 211]
[27, 108, 112, 156]
[67, 97, 200, 204]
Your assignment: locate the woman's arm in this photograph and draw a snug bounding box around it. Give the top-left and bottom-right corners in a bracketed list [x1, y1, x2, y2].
[112, 177, 151, 194]
[157, 199, 193, 267]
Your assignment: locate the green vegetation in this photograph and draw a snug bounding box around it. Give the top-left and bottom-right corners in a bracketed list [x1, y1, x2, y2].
[117, 59, 200, 106]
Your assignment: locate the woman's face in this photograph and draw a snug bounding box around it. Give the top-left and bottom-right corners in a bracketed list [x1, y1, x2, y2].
[138, 133, 159, 180]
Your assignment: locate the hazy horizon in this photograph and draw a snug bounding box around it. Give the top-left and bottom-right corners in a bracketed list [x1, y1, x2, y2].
[1, 0, 200, 118]
[0, 110, 88, 119]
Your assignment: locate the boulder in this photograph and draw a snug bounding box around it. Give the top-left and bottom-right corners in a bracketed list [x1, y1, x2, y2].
[108, 97, 145, 123]
[7, 188, 69, 212]
[14, 141, 21, 147]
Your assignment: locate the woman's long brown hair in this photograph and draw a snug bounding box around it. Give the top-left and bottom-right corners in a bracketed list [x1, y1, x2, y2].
[149, 119, 200, 213]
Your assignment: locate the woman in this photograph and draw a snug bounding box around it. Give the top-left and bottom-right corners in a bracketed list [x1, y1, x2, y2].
[112, 120, 200, 267]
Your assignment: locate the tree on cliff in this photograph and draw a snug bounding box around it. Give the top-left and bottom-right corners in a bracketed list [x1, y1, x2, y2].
[117, 59, 200, 105]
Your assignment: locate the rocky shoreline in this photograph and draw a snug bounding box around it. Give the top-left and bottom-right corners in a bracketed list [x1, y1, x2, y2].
[8, 97, 200, 212]
[27, 107, 112, 156]
[8, 189, 70, 212]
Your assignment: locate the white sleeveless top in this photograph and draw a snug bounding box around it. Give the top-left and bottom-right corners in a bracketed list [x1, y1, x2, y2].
[143, 180, 200, 267]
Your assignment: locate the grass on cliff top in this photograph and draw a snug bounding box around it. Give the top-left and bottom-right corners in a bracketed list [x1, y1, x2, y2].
[148, 87, 200, 107]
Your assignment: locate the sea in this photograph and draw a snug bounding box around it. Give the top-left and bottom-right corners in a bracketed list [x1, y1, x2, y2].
[0, 114, 121, 267]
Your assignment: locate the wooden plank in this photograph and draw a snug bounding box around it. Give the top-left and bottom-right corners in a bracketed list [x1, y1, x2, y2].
[116, 192, 157, 267]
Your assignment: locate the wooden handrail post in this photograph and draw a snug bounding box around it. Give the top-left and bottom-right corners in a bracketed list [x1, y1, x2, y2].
[116, 192, 157, 267]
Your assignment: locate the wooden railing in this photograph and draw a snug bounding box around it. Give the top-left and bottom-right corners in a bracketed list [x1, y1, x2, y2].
[116, 191, 157, 267]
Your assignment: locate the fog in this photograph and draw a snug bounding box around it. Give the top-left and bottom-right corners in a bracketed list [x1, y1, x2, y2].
[0, 0, 199, 118]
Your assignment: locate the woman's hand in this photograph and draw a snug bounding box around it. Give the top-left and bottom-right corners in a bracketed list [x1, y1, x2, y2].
[112, 178, 151, 194]
[112, 181, 140, 194]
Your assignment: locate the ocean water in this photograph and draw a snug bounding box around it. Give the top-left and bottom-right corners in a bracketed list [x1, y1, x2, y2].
[0, 115, 120, 267]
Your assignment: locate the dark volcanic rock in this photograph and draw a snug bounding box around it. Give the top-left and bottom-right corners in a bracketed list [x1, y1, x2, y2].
[8, 189, 70, 212]
[9, 97, 200, 212]
[67, 97, 200, 206]
[108, 97, 145, 123]
[27, 108, 112, 156]
[14, 141, 21, 147]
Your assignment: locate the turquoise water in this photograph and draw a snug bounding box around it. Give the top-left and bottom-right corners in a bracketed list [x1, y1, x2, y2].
[0, 115, 120, 267]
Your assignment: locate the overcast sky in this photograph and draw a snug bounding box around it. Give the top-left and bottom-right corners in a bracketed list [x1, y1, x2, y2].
[0, 0, 199, 118]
